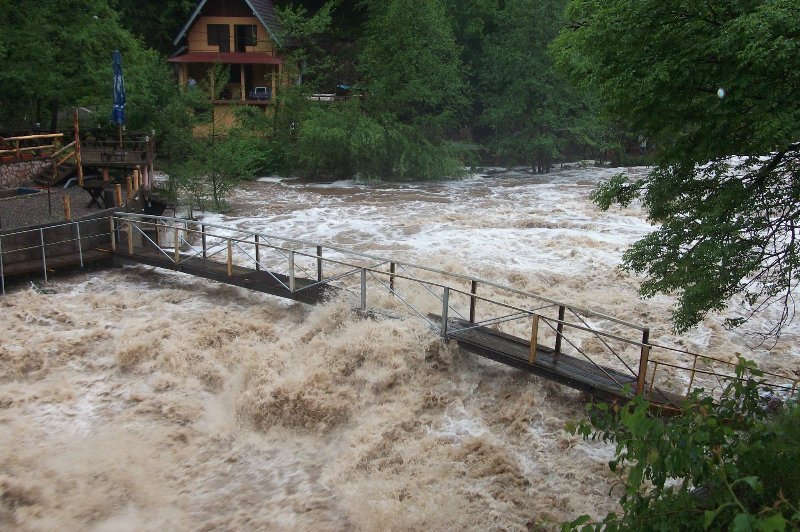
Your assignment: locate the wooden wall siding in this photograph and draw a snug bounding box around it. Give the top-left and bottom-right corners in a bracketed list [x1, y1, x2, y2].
[188, 16, 276, 55]
[203, 0, 252, 17]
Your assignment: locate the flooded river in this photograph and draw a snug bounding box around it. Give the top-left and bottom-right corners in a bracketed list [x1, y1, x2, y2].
[1, 167, 797, 530]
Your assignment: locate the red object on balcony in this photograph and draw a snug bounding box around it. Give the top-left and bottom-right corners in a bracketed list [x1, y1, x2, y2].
[167, 52, 283, 65]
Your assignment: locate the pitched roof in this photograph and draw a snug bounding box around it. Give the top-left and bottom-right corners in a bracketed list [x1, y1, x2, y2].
[173, 0, 285, 48]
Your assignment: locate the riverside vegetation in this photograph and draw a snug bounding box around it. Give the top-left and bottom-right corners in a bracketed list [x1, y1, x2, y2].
[1, 0, 798, 529]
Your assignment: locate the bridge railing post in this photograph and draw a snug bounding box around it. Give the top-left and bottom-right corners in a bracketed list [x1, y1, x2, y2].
[360, 268, 367, 310]
[441, 286, 450, 339]
[173, 225, 180, 266]
[469, 280, 478, 323]
[529, 314, 539, 364]
[39, 228, 47, 283]
[389, 262, 396, 295]
[554, 305, 565, 353]
[255, 235, 260, 271]
[637, 328, 650, 396]
[317, 245, 323, 282]
[227, 239, 233, 277]
[201, 225, 207, 259]
[289, 251, 296, 292]
[110, 217, 116, 252]
[75, 222, 83, 268]
[127, 221, 133, 255]
[0, 234, 5, 295]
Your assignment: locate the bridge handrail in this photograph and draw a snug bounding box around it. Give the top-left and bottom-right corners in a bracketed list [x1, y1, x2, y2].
[114, 212, 649, 331]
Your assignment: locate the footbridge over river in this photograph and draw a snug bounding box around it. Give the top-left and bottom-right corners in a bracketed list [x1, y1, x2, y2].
[1, 212, 797, 409]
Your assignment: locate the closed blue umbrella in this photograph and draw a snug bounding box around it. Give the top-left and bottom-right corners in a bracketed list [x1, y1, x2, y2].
[112, 50, 126, 149]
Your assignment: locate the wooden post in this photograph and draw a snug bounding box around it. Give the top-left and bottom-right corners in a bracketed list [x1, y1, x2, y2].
[240, 63, 246, 101]
[62, 195, 71, 221]
[687, 355, 699, 395]
[637, 328, 651, 395]
[227, 240, 233, 276]
[201, 225, 207, 259]
[255, 235, 260, 271]
[110, 217, 116, 251]
[73, 109, 83, 186]
[133, 169, 140, 192]
[114, 184, 122, 207]
[529, 314, 540, 364]
[469, 280, 478, 323]
[389, 262, 396, 294]
[125, 176, 132, 207]
[441, 286, 450, 338]
[173, 225, 180, 265]
[554, 305, 566, 353]
[127, 221, 134, 255]
[648, 362, 659, 396]
[316, 245, 323, 282]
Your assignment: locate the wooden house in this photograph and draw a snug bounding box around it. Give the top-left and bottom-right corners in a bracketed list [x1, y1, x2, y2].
[168, 0, 291, 119]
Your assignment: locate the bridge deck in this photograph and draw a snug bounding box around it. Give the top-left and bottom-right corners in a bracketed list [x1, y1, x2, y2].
[110, 244, 684, 407]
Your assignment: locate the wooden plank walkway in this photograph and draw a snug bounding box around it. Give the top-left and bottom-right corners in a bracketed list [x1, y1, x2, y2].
[111, 245, 334, 305]
[110, 244, 683, 407]
[443, 317, 684, 406]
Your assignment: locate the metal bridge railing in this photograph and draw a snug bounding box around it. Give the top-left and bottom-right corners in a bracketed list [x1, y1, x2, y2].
[103, 213, 800, 403]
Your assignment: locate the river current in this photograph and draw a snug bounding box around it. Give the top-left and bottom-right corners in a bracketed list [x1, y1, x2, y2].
[1, 166, 797, 530]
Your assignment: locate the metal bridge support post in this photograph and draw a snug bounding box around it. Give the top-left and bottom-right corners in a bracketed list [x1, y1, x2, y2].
[289, 251, 296, 292]
[75, 223, 83, 268]
[316, 246, 323, 282]
[173, 226, 180, 266]
[554, 305, 565, 353]
[441, 286, 450, 339]
[0, 235, 5, 295]
[469, 280, 478, 323]
[529, 314, 539, 364]
[39, 228, 48, 283]
[110, 218, 116, 252]
[389, 262, 396, 295]
[360, 268, 367, 311]
[636, 328, 651, 396]
[201, 225, 207, 259]
[127, 221, 134, 255]
[227, 240, 233, 277]
[255, 235, 260, 271]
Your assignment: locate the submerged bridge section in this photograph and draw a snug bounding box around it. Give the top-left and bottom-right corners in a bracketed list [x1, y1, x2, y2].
[1, 212, 797, 408]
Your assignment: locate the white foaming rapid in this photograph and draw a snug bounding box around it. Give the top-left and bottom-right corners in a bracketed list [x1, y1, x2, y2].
[0, 167, 796, 530]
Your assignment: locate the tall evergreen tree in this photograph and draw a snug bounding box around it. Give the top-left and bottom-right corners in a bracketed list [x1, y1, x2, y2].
[479, 0, 609, 170]
[358, 0, 468, 137]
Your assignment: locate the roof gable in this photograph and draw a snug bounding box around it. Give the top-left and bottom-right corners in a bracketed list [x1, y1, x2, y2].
[173, 0, 284, 48]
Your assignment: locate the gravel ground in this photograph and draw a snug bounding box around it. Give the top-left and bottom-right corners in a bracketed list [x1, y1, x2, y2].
[0, 187, 103, 231]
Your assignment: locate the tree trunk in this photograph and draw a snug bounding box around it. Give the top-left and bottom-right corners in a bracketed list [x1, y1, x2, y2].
[48, 98, 59, 132]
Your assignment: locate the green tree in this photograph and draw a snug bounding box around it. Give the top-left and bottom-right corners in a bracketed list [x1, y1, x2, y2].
[565, 360, 800, 531]
[358, 0, 468, 137]
[0, 0, 142, 129]
[553, 0, 800, 333]
[479, 0, 611, 171]
[115, 0, 196, 55]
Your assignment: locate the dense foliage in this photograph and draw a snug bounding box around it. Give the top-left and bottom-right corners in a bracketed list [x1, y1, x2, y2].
[565, 360, 800, 531]
[553, 0, 800, 333]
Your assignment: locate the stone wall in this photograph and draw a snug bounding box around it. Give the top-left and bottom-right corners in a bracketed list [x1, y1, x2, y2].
[0, 160, 49, 189]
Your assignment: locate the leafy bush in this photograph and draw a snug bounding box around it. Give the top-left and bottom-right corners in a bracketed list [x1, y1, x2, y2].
[290, 101, 466, 180]
[564, 359, 800, 531]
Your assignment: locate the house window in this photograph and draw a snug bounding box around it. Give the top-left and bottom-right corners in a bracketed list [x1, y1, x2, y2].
[207, 24, 230, 52]
[234, 24, 257, 52]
